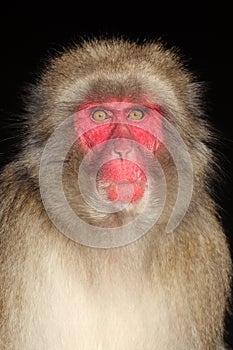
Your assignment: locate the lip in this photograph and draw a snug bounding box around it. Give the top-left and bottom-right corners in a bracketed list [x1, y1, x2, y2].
[100, 180, 147, 189]
[97, 180, 147, 203]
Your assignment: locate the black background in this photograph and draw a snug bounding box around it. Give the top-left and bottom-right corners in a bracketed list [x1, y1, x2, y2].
[0, 3, 232, 347]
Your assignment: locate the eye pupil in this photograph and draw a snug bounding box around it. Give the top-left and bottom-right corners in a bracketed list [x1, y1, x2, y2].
[92, 110, 108, 121]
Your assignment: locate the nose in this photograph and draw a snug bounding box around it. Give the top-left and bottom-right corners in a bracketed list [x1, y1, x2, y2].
[111, 124, 134, 158]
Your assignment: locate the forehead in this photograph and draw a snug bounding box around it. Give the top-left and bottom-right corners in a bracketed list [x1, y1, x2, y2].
[78, 100, 158, 113]
[81, 101, 143, 111]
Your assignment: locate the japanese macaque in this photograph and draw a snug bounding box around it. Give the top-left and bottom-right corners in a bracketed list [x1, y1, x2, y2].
[0, 38, 231, 350]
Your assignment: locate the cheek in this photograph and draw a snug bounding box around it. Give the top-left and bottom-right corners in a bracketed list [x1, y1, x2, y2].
[77, 125, 113, 152]
[130, 126, 158, 151]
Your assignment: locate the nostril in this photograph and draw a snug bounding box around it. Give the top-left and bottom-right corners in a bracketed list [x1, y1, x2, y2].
[114, 150, 130, 158]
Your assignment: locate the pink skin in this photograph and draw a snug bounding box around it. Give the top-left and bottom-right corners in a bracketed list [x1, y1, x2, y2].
[74, 101, 162, 202]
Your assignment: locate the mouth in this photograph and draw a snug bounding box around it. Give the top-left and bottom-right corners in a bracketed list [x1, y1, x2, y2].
[103, 181, 146, 203]
[97, 159, 147, 203]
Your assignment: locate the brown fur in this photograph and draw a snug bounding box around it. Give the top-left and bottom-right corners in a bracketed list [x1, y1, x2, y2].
[0, 38, 231, 349]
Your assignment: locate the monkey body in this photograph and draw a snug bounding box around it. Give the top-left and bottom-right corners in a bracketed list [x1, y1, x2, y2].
[0, 39, 231, 349]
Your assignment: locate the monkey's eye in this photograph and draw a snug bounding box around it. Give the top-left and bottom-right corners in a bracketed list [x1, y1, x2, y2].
[91, 110, 109, 121]
[127, 109, 144, 121]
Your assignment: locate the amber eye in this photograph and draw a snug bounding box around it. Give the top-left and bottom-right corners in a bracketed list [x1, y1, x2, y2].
[127, 109, 144, 120]
[91, 110, 109, 121]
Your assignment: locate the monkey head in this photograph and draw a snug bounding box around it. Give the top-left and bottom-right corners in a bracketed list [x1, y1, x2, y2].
[30, 39, 209, 246]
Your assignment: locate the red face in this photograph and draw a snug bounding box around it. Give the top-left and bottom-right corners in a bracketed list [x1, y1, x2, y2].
[74, 101, 162, 203]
